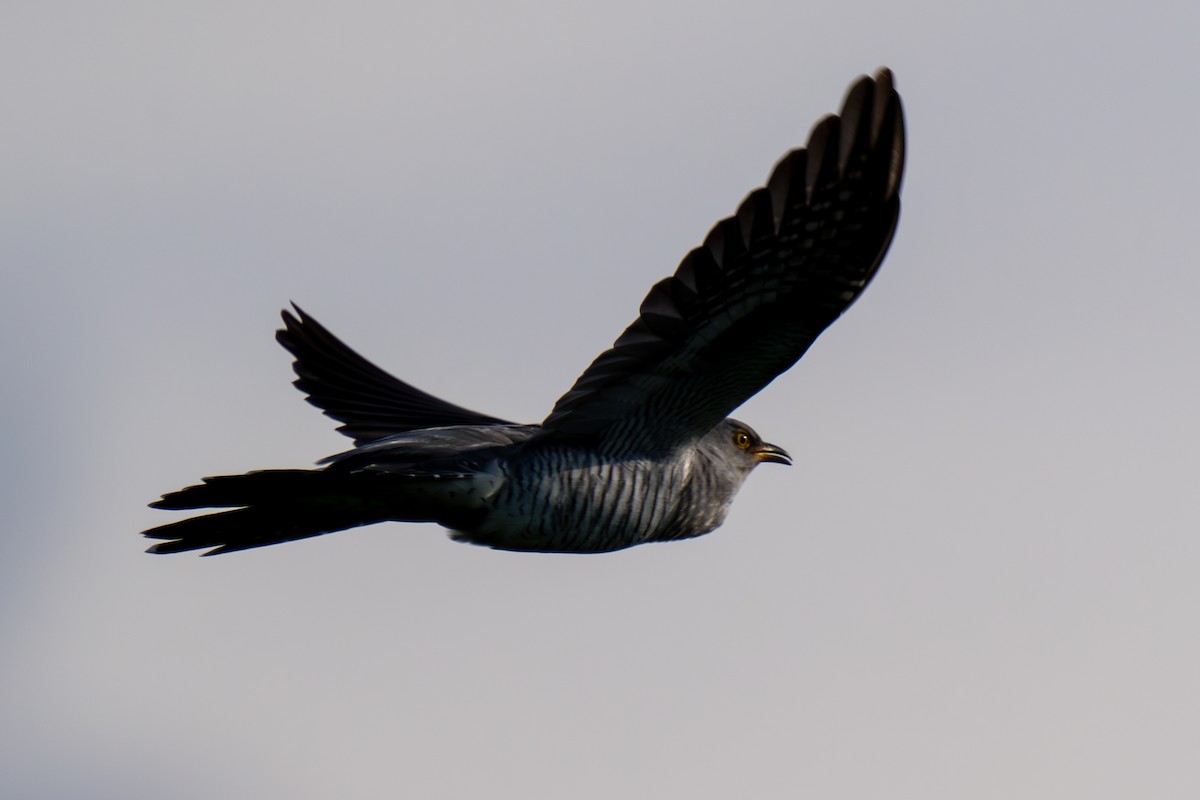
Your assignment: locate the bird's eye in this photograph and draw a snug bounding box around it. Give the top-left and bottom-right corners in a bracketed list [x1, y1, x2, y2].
[733, 431, 751, 449]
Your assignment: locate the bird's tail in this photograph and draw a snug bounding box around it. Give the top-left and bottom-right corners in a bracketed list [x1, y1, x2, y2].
[143, 468, 410, 555]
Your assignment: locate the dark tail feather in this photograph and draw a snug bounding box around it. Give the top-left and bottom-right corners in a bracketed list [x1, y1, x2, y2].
[144, 469, 397, 556]
[151, 469, 331, 510]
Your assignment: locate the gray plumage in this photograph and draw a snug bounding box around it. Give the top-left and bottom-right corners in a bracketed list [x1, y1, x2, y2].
[144, 68, 905, 556]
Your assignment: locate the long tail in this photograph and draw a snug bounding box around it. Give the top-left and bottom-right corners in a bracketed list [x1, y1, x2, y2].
[143, 469, 405, 556]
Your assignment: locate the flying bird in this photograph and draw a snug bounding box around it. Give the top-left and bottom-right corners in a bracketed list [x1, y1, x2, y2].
[144, 68, 905, 556]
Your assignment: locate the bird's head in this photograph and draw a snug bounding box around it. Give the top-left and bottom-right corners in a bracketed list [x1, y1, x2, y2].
[714, 418, 792, 471]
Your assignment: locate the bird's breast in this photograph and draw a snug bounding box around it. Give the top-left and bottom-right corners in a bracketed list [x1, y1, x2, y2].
[451, 448, 712, 553]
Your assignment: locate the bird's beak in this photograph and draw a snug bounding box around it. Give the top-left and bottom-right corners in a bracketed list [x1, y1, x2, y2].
[753, 442, 792, 466]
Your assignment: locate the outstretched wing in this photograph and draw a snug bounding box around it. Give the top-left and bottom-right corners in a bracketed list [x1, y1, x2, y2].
[277, 305, 514, 446]
[539, 68, 905, 453]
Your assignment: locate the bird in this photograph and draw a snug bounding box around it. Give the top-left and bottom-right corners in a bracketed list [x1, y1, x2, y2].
[143, 68, 905, 556]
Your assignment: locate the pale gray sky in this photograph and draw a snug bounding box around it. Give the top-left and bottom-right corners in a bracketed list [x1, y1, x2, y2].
[3, 2, 1199, 798]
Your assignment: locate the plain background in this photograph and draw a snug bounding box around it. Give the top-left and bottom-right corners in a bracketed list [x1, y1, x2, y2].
[3, 2, 1198, 798]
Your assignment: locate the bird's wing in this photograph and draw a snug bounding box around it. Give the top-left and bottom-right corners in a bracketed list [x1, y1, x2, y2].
[318, 423, 540, 471]
[539, 68, 905, 453]
[277, 305, 514, 446]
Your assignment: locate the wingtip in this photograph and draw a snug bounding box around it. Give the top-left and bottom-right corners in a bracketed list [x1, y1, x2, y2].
[279, 302, 305, 328]
[866, 67, 905, 200]
[277, 303, 325, 353]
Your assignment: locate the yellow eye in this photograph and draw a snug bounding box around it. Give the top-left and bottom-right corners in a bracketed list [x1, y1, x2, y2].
[733, 431, 751, 449]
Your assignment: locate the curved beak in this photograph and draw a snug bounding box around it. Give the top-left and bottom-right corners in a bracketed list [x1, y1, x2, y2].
[753, 442, 792, 466]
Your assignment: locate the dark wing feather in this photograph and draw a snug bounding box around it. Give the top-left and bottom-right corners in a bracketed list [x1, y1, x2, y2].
[539, 68, 905, 452]
[277, 305, 513, 446]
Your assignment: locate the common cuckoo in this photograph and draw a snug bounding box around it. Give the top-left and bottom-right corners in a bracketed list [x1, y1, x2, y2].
[144, 68, 905, 556]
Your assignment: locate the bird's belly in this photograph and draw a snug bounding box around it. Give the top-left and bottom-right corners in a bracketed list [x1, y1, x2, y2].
[453, 457, 697, 553]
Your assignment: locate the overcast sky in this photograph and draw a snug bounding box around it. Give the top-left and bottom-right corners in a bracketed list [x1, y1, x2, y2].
[3, 2, 1199, 798]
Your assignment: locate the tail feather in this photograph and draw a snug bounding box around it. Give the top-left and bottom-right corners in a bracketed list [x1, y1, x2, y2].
[143, 469, 401, 556]
[151, 470, 332, 510]
[145, 507, 365, 555]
